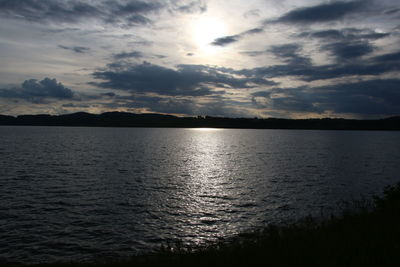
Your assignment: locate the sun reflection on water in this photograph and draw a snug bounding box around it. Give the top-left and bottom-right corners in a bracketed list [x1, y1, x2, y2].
[189, 128, 223, 131]
[177, 129, 240, 245]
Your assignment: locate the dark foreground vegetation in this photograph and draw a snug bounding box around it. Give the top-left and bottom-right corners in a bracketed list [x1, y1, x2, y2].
[5, 183, 400, 267]
[1, 111, 400, 130]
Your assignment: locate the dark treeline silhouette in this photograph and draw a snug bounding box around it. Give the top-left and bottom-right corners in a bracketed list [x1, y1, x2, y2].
[0, 112, 399, 130]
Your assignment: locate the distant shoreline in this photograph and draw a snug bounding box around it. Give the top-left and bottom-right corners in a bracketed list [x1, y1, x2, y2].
[1, 112, 399, 130]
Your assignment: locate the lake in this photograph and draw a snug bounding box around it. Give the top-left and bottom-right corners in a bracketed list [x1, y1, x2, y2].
[0, 126, 399, 264]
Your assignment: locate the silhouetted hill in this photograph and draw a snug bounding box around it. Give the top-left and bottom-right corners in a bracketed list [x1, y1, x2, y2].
[0, 112, 399, 130]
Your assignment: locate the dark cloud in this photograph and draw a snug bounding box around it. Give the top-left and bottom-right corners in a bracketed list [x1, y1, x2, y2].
[104, 93, 246, 117]
[322, 41, 374, 61]
[274, 0, 366, 24]
[269, 44, 311, 65]
[300, 28, 390, 41]
[154, 54, 167, 59]
[269, 44, 300, 58]
[252, 86, 322, 113]
[124, 14, 152, 25]
[358, 31, 391, 40]
[102, 92, 116, 97]
[0, 0, 204, 27]
[293, 27, 393, 67]
[214, 1, 384, 48]
[45, 27, 81, 33]
[173, 0, 206, 14]
[243, 9, 260, 18]
[0, 78, 74, 102]
[373, 51, 400, 63]
[0, 0, 101, 23]
[240, 50, 266, 57]
[123, 95, 199, 115]
[239, 50, 400, 81]
[214, 1, 379, 47]
[383, 8, 400, 15]
[211, 28, 263, 47]
[111, 1, 161, 16]
[241, 43, 311, 66]
[62, 103, 90, 108]
[304, 29, 345, 39]
[244, 28, 263, 35]
[211, 35, 240, 46]
[317, 79, 400, 114]
[91, 62, 277, 96]
[252, 79, 400, 115]
[113, 51, 144, 59]
[58, 45, 90, 54]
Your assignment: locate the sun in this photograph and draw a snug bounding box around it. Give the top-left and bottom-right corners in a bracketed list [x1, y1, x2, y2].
[191, 16, 227, 53]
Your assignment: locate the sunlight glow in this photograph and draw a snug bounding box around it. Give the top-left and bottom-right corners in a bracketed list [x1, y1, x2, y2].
[191, 16, 227, 54]
[190, 128, 223, 131]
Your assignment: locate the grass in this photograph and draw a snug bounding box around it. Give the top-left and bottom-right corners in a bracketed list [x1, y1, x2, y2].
[7, 183, 400, 267]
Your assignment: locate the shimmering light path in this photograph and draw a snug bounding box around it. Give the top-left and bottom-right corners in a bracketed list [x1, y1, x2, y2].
[0, 126, 399, 264]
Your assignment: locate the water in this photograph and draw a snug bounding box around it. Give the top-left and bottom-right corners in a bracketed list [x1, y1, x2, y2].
[0, 126, 399, 264]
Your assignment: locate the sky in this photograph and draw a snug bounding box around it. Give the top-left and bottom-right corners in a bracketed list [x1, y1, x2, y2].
[0, 0, 399, 118]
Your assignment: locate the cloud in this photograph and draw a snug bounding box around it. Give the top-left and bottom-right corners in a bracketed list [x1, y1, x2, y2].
[384, 8, 400, 15]
[240, 50, 266, 57]
[113, 51, 144, 59]
[58, 45, 90, 54]
[300, 28, 390, 41]
[269, 44, 311, 65]
[173, 0, 207, 14]
[211, 28, 263, 47]
[274, 0, 367, 24]
[239, 49, 400, 81]
[243, 9, 260, 18]
[0, 0, 205, 27]
[322, 41, 374, 61]
[211, 35, 240, 46]
[0, 78, 74, 102]
[240, 43, 311, 67]
[244, 28, 264, 35]
[252, 79, 400, 115]
[122, 95, 200, 115]
[213, 2, 387, 48]
[0, 0, 101, 23]
[102, 92, 116, 97]
[91, 61, 277, 96]
[252, 87, 323, 113]
[62, 103, 90, 108]
[123, 14, 152, 25]
[103, 93, 248, 117]
[373, 51, 400, 62]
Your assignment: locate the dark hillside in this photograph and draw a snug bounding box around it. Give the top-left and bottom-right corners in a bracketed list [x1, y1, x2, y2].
[0, 112, 399, 130]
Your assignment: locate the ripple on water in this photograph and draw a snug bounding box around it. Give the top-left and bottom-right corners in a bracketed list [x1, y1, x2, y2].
[0, 127, 399, 264]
